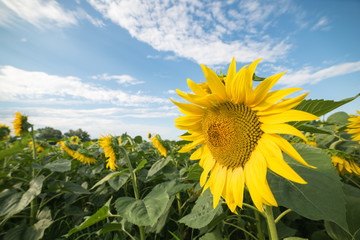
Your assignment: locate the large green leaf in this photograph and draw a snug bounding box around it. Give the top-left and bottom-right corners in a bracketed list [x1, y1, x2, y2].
[325, 184, 360, 240]
[293, 94, 359, 127]
[68, 198, 113, 237]
[5, 175, 45, 218]
[108, 173, 130, 191]
[61, 182, 90, 195]
[44, 159, 71, 173]
[186, 163, 203, 181]
[4, 219, 53, 240]
[178, 189, 222, 229]
[294, 94, 359, 117]
[152, 179, 193, 196]
[90, 171, 129, 190]
[147, 156, 171, 177]
[115, 187, 169, 227]
[268, 144, 348, 231]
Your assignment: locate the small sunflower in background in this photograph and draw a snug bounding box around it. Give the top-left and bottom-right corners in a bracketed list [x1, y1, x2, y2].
[151, 135, 167, 157]
[346, 110, 360, 143]
[29, 141, 44, 153]
[331, 155, 360, 176]
[59, 141, 96, 165]
[171, 58, 318, 212]
[12, 112, 31, 136]
[0, 124, 11, 140]
[99, 134, 118, 170]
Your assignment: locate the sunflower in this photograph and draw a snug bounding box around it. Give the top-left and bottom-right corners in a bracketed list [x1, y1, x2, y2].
[171, 58, 319, 212]
[60, 141, 96, 164]
[346, 110, 360, 143]
[29, 141, 44, 152]
[12, 112, 30, 136]
[0, 124, 11, 140]
[99, 134, 118, 170]
[151, 135, 167, 157]
[332, 156, 360, 176]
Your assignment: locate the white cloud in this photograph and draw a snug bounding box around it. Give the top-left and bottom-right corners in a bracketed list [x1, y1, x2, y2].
[0, 0, 104, 28]
[166, 90, 176, 94]
[279, 61, 360, 86]
[92, 73, 144, 85]
[311, 16, 330, 31]
[0, 65, 167, 106]
[87, 0, 298, 65]
[1, 107, 180, 140]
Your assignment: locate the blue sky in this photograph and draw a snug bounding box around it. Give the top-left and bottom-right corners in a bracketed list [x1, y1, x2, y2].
[0, 0, 360, 140]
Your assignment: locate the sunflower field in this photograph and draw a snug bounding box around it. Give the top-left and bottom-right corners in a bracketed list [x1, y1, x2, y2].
[1, 59, 360, 240]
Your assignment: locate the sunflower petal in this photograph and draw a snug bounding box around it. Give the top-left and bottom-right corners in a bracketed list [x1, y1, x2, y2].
[170, 99, 205, 116]
[251, 72, 286, 105]
[201, 64, 227, 101]
[257, 136, 307, 184]
[231, 167, 245, 208]
[211, 164, 227, 209]
[261, 123, 308, 142]
[259, 110, 319, 124]
[187, 78, 208, 96]
[225, 57, 237, 99]
[269, 134, 315, 168]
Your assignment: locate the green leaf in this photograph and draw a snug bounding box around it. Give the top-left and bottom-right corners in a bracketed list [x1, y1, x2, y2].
[268, 144, 348, 231]
[44, 159, 71, 173]
[68, 198, 113, 237]
[108, 173, 130, 191]
[115, 187, 169, 227]
[0, 189, 22, 217]
[295, 94, 359, 117]
[199, 228, 224, 240]
[90, 171, 127, 190]
[178, 189, 222, 229]
[97, 223, 122, 235]
[297, 124, 333, 135]
[293, 94, 359, 127]
[147, 156, 171, 177]
[186, 163, 203, 181]
[135, 159, 147, 172]
[6, 175, 45, 218]
[148, 196, 175, 233]
[4, 219, 53, 240]
[326, 111, 350, 125]
[0, 137, 30, 160]
[152, 179, 193, 196]
[62, 182, 90, 195]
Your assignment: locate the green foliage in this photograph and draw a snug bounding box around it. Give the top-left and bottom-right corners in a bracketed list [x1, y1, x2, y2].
[1, 95, 360, 239]
[64, 128, 91, 142]
[36, 127, 62, 141]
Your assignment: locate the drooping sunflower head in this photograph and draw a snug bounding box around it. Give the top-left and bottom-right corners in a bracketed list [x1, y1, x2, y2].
[331, 155, 360, 176]
[346, 110, 360, 143]
[12, 112, 31, 136]
[151, 135, 167, 157]
[99, 134, 118, 170]
[0, 124, 11, 140]
[171, 58, 319, 212]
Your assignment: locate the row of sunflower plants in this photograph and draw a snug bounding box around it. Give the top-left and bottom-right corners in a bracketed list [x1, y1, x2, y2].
[0, 59, 360, 240]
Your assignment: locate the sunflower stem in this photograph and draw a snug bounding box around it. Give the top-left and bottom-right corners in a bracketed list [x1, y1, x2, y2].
[30, 125, 38, 226]
[255, 210, 265, 240]
[264, 205, 278, 240]
[275, 209, 292, 223]
[120, 146, 145, 240]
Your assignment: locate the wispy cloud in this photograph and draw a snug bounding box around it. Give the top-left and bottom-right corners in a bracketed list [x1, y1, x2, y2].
[88, 0, 302, 65]
[279, 61, 360, 86]
[0, 65, 167, 106]
[1, 107, 180, 140]
[0, 0, 104, 28]
[92, 73, 144, 85]
[311, 16, 330, 31]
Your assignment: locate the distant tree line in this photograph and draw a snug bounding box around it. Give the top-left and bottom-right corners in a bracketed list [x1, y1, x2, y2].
[36, 127, 90, 142]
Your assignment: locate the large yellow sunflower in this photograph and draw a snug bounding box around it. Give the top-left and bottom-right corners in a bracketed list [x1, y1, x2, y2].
[346, 110, 360, 143]
[171, 58, 319, 212]
[99, 134, 118, 170]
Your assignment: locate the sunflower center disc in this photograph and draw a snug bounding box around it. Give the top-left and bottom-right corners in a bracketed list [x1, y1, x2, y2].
[202, 102, 263, 168]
